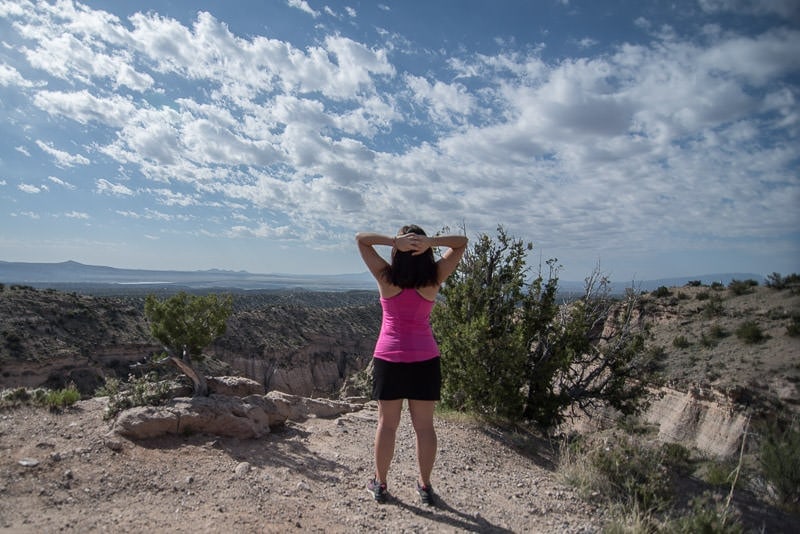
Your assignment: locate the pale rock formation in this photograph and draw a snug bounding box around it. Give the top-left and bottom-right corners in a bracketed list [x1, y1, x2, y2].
[642, 386, 749, 457]
[112, 391, 363, 440]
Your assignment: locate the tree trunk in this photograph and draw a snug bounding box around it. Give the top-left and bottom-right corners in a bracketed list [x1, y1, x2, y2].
[169, 356, 209, 397]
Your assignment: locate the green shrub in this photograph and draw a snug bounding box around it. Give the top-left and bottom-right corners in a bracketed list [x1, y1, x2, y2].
[728, 278, 758, 296]
[700, 326, 727, 348]
[735, 321, 765, 344]
[787, 314, 800, 337]
[653, 286, 672, 298]
[711, 281, 725, 291]
[759, 419, 800, 508]
[686, 280, 703, 287]
[695, 290, 710, 301]
[701, 459, 738, 487]
[703, 296, 725, 318]
[44, 385, 81, 410]
[1, 385, 80, 410]
[589, 436, 673, 511]
[559, 434, 673, 512]
[103, 372, 174, 420]
[700, 333, 718, 348]
[709, 325, 727, 339]
[673, 335, 691, 349]
[660, 442, 692, 475]
[766, 272, 800, 290]
[667, 491, 743, 533]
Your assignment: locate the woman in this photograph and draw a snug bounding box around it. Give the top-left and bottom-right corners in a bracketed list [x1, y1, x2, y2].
[356, 225, 467, 505]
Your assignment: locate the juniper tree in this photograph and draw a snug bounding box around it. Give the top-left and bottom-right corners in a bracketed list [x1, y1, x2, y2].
[144, 291, 233, 396]
[432, 226, 651, 428]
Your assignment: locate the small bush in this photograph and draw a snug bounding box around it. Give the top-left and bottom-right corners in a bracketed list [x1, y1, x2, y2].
[559, 435, 673, 512]
[686, 280, 703, 287]
[701, 459, 738, 487]
[103, 372, 174, 420]
[759, 419, 800, 509]
[735, 321, 765, 344]
[591, 437, 673, 511]
[668, 491, 743, 533]
[673, 335, 691, 349]
[660, 442, 692, 475]
[709, 325, 728, 339]
[695, 290, 710, 301]
[45, 385, 81, 410]
[787, 314, 800, 337]
[0, 385, 80, 410]
[728, 278, 758, 296]
[653, 286, 672, 298]
[703, 296, 725, 318]
[700, 333, 718, 348]
[766, 272, 800, 290]
[711, 281, 725, 291]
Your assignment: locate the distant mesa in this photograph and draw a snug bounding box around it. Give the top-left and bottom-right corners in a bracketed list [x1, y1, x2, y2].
[0, 260, 762, 294]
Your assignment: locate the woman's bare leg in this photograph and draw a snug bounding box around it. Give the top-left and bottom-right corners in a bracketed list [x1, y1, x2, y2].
[408, 399, 437, 486]
[374, 399, 403, 484]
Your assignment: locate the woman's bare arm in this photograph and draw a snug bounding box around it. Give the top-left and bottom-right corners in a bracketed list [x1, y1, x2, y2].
[426, 235, 468, 284]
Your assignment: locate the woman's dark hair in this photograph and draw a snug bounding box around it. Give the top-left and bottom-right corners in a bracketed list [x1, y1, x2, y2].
[382, 224, 438, 288]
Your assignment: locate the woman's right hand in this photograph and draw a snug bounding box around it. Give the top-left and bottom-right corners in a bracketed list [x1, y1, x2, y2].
[396, 233, 430, 255]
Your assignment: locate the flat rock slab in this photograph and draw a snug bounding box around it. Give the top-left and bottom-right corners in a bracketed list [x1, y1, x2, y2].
[112, 391, 363, 440]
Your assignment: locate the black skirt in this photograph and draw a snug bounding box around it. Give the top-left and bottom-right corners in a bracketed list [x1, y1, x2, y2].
[372, 357, 441, 401]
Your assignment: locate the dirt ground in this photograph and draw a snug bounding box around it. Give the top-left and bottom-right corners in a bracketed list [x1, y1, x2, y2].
[0, 397, 603, 533]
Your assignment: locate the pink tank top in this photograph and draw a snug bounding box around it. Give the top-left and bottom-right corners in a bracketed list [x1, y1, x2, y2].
[373, 288, 439, 363]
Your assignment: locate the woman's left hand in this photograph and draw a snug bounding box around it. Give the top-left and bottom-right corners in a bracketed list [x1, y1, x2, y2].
[396, 233, 430, 255]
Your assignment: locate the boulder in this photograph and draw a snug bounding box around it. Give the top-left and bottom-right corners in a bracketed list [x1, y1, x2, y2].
[208, 376, 265, 396]
[263, 391, 362, 421]
[112, 392, 363, 440]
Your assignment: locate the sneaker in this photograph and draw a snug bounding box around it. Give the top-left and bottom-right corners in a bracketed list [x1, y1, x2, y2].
[416, 482, 435, 506]
[367, 478, 388, 503]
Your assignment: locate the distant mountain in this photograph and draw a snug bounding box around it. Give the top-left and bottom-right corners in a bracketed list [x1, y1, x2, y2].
[0, 260, 763, 294]
[557, 273, 765, 295]
[0, 260, 377, 291]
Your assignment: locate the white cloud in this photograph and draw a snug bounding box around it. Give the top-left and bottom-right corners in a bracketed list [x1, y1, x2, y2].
[0, 1, 796, 277]
[287, 0, 320, 18]
[33, 90, 136, 126]
[698, 0, 800, 19]
[64, 211, 89, 219]
[14, 145, 31, 157]
[18, 183, 42, 193]
[698, 28, 800, 86]
[405, 75, 475, 126]
[95, 179, 134, 196]
[12, 211, 40, 219]
[228, 221, 296, 238]
[0, 63, 37, 87]
[36, 140, 90, 167]
[47, 175, 76, 189]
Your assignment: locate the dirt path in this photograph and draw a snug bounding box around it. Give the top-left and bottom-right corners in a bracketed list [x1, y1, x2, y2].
[0, 398, 602, 533]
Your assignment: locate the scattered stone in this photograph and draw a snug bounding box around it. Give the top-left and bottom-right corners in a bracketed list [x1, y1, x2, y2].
[17, 458, 39, 467]
[234, 462, 251, 477]
[104, 438, 124, 452]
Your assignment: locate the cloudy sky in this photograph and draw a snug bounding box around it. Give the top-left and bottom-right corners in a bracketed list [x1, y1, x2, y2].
[1, 0, 798, 282]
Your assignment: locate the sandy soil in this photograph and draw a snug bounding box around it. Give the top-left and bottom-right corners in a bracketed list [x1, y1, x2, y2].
[0, 397, 602, 533]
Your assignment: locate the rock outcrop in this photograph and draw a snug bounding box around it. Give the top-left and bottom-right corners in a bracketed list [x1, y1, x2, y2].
[112, 391, 363, 440]
[643, 386, 749, 457]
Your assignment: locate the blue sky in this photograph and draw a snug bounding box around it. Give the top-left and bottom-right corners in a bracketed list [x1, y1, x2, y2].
[1, 0, 798, 282]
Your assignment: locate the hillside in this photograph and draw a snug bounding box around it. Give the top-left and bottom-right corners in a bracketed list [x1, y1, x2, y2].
[636, 283, 800, 414]
[0, 286, 380, 396]
[0, 282, 798, 532]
